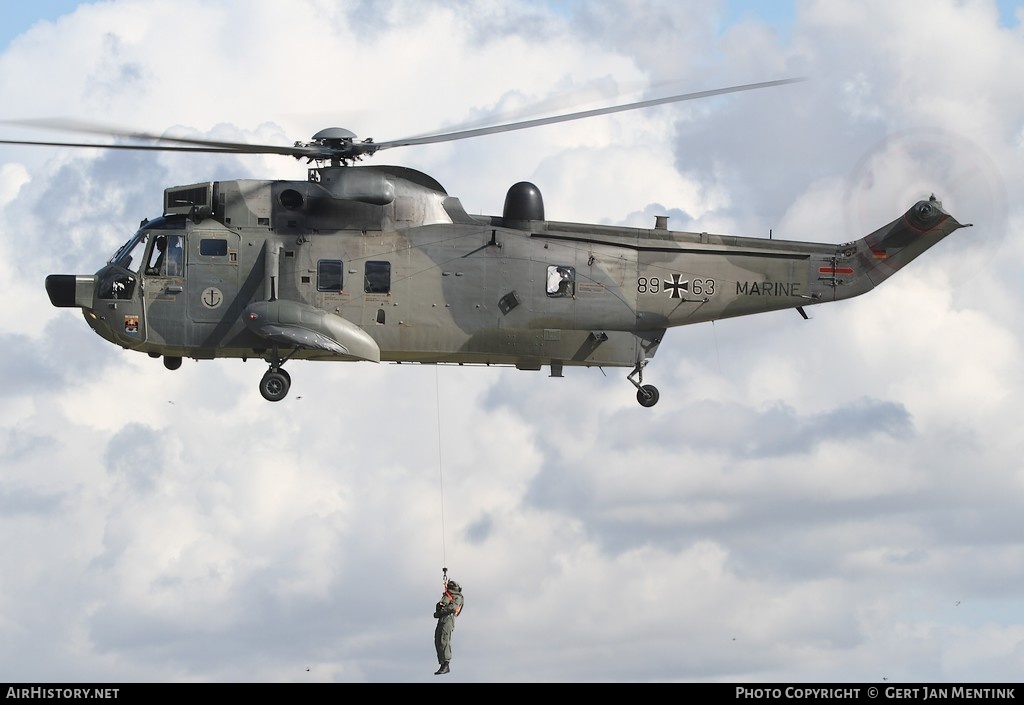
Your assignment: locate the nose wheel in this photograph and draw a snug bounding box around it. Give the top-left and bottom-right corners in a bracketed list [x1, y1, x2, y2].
[627, 360, 660, 407]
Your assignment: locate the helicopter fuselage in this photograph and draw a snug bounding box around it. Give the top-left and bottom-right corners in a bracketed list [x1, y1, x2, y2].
[45, 164, 966, 404]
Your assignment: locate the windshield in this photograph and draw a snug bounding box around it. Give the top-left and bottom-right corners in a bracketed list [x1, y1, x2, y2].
[108, 215, 188, 270]
[108, 230, 147, 269]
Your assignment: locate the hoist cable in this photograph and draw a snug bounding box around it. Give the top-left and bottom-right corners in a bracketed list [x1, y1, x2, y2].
[435, 366, 447, 573]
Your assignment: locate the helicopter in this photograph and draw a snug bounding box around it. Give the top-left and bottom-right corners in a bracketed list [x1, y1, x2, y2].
[8, 78, 968, 406]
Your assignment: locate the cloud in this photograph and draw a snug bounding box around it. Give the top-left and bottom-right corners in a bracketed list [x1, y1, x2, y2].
[1, 0, 1024, 684]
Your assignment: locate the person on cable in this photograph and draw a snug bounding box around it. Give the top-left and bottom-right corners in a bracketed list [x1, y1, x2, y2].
[433, 576, 464, 675]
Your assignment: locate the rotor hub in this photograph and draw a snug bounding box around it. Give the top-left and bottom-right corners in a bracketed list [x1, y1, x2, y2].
[296, 127, 378, 165]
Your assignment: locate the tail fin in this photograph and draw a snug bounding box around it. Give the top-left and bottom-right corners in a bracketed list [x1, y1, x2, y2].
[829, 196, 969, 300]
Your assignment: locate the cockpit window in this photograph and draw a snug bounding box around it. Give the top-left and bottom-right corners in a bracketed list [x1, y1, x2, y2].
[164, 235, 183, 276]
[145, 236, 165, 275]
[97, 269, 137, 300]
[145, 234, 185, 276]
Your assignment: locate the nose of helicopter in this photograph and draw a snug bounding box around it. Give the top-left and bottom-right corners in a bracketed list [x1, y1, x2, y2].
[45, 274, 77, 307]
[45, 274, 95, 308]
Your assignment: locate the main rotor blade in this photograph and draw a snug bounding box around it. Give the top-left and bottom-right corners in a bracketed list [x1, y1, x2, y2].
[0, 118, 319, 158]
[1, 77, 806, 162]
[371, 77, 807, 151]
[0, 137, 244, 153]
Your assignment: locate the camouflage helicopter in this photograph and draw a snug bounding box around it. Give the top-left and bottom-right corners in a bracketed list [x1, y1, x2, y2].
[9, 78, 968, 406]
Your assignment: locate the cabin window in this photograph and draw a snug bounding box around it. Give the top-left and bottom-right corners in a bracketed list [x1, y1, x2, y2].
[199, 239, 228, 257]
[318, 259, 344, 292]
[364, 261, 391, 294]
[546, 265, 575, 298]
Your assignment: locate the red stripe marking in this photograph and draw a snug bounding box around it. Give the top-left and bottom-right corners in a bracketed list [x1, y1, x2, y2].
[819, 266, 854, 275]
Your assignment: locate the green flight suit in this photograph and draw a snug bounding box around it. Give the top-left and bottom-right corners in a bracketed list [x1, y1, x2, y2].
[433, 581, 464, 666]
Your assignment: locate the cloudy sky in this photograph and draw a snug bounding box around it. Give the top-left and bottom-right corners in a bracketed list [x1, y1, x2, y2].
[2, 0, 1023, 684]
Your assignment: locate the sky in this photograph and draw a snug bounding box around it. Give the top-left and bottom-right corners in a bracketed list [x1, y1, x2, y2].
[1, 0, 1024, 685]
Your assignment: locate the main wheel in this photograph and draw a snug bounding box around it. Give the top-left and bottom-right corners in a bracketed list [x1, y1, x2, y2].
[260, 370, 291, 402]
[636, 384, 660, 407]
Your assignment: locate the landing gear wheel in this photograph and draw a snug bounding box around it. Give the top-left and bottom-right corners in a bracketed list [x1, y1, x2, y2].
[627, 360, 660, 408]
[636, 384, 660, 407]
[260, 370, 291, 402]
[163, 356, 182, 371]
